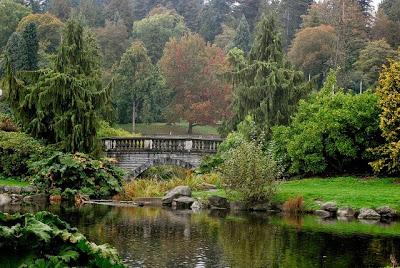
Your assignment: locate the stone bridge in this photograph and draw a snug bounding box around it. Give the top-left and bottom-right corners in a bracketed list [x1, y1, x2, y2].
[102, 136, 223, 178]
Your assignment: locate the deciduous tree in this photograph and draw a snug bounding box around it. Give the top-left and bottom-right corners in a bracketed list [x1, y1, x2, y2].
[370, 60, 400, 174]
[288, 24, 337, 84]
[160, 33, 232, 134]
[0, 0, 31, 50]
[132, 8, 187, 63]
[17, 13, 64, 53]
[354, 40, 397, 90]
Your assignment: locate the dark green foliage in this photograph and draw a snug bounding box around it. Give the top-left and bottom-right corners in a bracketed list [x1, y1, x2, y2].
[0, 211, 125, 267]
[132, 9, 187, 63]
[272, 71, 382, 175]
[3, 19, 109, 153]
[0, 130, 45, 178]
[0, 0, 31, 50]
[5, 32, 28, 72]
[29, 152, 125, 199]
[229, 15, 310, 134]
[199, 0, 232, 42]
[279, 0, 313, 49]
[22, 22, 39, 70]
[114, 42, 169, 127]
[230, 15, 251, 54]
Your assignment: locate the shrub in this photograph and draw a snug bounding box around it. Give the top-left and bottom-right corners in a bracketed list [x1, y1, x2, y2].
[197, 116, 257, 173]
[29, 152, 125, 199]
[272, 72, 382, 176]
[97, 120, 134, 138]
[283, 196, 304, 214]
[0, 211, 125, 267]
[0, 130, 45, 177]
[220, 141, 280, 204]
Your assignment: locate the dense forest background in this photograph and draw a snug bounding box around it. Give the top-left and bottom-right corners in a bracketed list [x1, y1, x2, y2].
[1, 0, 399, 133]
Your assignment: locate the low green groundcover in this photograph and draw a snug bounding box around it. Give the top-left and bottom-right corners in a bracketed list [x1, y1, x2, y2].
[0, 211, 126, 267]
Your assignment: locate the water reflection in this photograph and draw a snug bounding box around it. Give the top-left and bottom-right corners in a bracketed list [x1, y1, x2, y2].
[2, 204, 400, 268]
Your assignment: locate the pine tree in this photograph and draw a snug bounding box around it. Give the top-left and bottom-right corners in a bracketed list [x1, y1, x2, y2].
[230, 15, 310, 134]
[230, 15, 251, 55]
[22, 22, 39, 70]
[3, 19, 109, 153]
[4, 32, 28, 72]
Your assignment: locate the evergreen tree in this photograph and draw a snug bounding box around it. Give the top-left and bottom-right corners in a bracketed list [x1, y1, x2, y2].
[3, 19, 109, 153]
[230, 15, 251, 55]
[229, 15, 310, 134]
[4, 32, 28, 72]
[199, 0, 232, 42]
[22, 22, 39, 70]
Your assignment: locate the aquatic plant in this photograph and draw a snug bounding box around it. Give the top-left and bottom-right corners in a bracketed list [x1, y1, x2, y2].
[0, 211, 126, 267]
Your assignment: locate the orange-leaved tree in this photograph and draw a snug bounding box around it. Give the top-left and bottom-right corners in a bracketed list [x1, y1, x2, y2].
[160, 33, 231, 134]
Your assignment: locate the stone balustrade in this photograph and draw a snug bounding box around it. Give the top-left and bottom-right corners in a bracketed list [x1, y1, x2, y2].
[102, 136, 222, 154]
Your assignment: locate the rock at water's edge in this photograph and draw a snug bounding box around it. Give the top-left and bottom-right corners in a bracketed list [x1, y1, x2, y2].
[337, 207, 355, 218]
[172, 196, 195, 210]
[314, 210, 331, 218]
[0, 194, 11, 206]
[321, 202, 338, 213]
[162, 186, 192, 205]
[376, 206, 397, 218]
[208, 195, 230, 209]
[358, 208, 381, 220]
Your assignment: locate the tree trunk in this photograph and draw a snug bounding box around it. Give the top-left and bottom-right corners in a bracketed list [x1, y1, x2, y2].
[188, 122, 194, 135]
[132, 100, 136, 134]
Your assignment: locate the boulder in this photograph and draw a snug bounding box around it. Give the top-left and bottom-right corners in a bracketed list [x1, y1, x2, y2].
[321, 202, 338, 213]
[162, 186, 192, 205]
[0, 194, 11, 206]
[250, 203, 270, 212]
[10, 194, 23, 203]
[376, 206, 397, 218]
[191, 200, 207, 210]
[172, 197, 195, 210]
[230, 201, 247, 211]
[208, 195, 230, 209]
[337, 207, 356, 218]
[23, 194, 48, 204]
[358, 208, 381, 220]
[314, 210, 331, 218]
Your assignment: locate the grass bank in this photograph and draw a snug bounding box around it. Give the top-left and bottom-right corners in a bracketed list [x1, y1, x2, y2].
[193, 177, 400, 211]
[277, 177, 400, 211]
[0, 177, 30, 187]
[117, 122, 219, 136]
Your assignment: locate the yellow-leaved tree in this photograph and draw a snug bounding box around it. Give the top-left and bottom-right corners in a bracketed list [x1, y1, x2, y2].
[370, 60, 400, 174]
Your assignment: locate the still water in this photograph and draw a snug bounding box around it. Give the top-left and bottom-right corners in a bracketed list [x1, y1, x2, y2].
[4, 204, 400, 267]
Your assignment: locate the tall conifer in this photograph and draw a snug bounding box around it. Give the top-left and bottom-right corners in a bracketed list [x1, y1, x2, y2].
[3, 19, 109, 153]
[230, 15, 309, 134]
[230, 15, 251, 55]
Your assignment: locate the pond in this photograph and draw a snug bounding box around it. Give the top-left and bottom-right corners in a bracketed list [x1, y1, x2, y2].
[2, 204, 400, 268]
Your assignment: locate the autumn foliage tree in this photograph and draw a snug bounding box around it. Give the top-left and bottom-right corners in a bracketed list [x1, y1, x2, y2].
[370, 60, 400, 174]
[160, 33, 232, 134]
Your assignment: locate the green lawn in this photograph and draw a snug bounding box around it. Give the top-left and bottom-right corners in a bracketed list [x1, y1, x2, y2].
[117, 122, 219, 136]
[0, 178, 30, 187]
[194, 176, 400, 211]
[277, 177, 400, 211]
